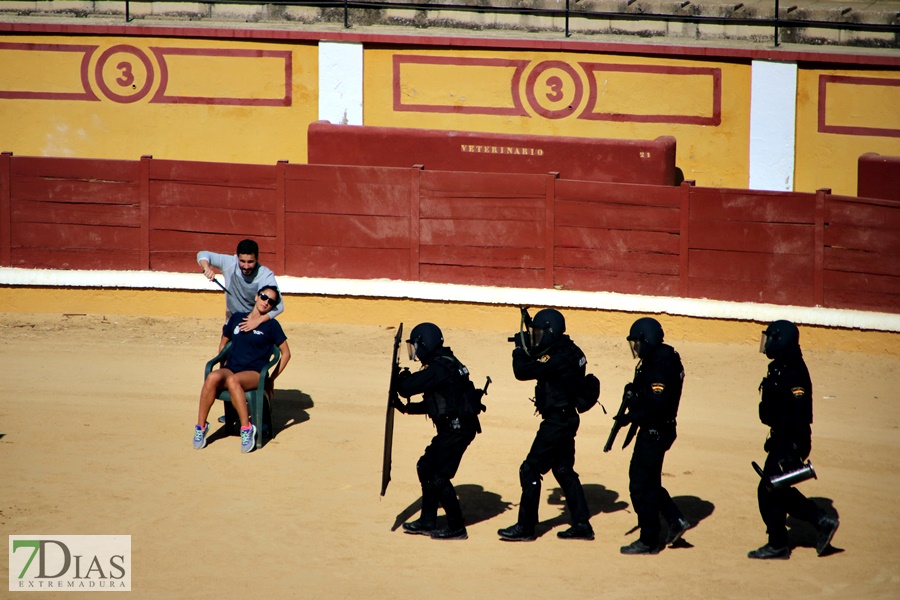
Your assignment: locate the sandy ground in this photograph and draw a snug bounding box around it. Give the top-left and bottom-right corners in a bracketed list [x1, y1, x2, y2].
[2, 310, 899, 599]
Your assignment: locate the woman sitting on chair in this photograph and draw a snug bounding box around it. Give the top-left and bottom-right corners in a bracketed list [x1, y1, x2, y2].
[193, 285, 291, 453]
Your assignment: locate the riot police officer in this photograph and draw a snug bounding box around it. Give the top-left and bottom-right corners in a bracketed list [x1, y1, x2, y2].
[394, 322, 482, 541]
[498, 308, 594, 542]
[618, 317, 690, 555]
[749, 320, 839, 559]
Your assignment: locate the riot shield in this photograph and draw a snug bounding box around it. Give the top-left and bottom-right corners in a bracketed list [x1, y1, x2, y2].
[380, 323, 403, 496]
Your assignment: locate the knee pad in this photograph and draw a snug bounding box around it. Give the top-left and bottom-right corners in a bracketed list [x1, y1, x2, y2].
[552, 463, 579, 485]
[431, 475, 454, 497]
[416, 456, 434, 485]
[519, 462, 542, 488]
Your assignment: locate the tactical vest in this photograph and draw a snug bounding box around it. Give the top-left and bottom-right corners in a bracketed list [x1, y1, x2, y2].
[426, 355, 481, 420]
[534, 340, 586, 413]
[633, 344, 684, 424]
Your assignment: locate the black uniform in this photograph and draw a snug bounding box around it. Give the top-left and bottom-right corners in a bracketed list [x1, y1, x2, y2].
[626, 343, 687, 547]
[397, 347, 479, 532]
[511, 336, 591, 531]
[756, 345, 825, 549]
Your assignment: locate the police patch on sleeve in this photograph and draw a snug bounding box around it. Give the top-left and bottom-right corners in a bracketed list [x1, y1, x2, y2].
[538, 354, 551, 363]
[651, 382, 665, 394]
[791, 387, 807, 398]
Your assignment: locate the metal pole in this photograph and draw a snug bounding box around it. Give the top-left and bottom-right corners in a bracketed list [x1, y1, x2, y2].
[774, 0, 780, 46]
[126, 0, 130, 22]
[565, 0, 571, 37]
[344, 0, 351, 28]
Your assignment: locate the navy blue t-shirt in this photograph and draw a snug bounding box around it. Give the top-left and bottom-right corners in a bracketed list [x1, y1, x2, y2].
[222, 313, 287, 373]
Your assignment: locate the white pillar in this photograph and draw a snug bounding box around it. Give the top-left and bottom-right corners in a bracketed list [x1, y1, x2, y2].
[749, 60, 798, 191]
[318, 41, 363, 125]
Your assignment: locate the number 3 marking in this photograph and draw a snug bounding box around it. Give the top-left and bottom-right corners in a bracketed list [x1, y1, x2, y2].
[545, 76, 564, 102]
[116, 61, 135, 87]
[94, 45, 154, 103]
[525, 60, 584, 119]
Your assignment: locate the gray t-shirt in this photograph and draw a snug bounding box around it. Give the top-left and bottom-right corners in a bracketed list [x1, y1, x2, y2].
[197, 251, 284, 319]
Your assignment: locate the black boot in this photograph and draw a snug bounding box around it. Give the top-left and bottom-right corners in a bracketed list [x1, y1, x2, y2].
[430, 526, 468, 540]
[620, 539, 659, 555]
[665, 516, 691, 546]
[498, 523, 536, 542]
[816, 515, 839, 556]
[557, 522, 594, 540]
[748, 544, 790, 559]
[402, 519, 436, 536]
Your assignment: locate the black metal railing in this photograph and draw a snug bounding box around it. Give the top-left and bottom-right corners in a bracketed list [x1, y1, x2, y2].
[114, 0, 896, 47]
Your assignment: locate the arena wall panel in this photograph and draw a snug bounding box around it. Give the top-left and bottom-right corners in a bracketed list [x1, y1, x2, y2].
[6, 155, 142, 270]
[282, 163, 416, 280]
[823, 194, 900, 311]
[418, 170, 551, 287]
[147, 158, 279, 272]
[308, 122, 678, 186]
[554, 179, 681, 294]
[556, 268, 681, 296]
[2, 154, 899, 315]
[857, 153, 900, 201]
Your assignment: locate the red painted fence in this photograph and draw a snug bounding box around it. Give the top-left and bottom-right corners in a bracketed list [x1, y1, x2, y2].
[1, 153, 898, 314]
[858, 153, 900, 201]
[307, 121, 679, 186]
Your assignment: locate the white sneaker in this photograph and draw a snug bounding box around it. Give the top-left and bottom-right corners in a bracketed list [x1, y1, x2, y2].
[193, 423, 209, 450]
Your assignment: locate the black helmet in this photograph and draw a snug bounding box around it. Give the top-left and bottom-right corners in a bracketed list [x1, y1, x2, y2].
[760, 320, 799, 359]
[407, 322, 444, 363]
[529, 308, 566, 353]
[627, 317, 664, 359]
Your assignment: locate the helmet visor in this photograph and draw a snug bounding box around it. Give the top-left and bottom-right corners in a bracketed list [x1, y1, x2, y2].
[529, 326, 545, 350]
[759, 331, 770, 355]
[406, 341, 418, 361]
[629, 339, 641, 359]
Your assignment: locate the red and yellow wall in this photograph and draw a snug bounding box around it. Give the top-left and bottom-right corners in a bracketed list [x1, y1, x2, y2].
[1, 24, 898, 195]
[0, 35, 318, 164]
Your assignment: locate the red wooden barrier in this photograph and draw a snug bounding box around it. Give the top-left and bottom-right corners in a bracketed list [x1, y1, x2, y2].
[418, 170, 552, 288]
[858, 153, 900, 201]
[307, 121, 679, 186]
[0, 153, 11, 268]
[554, 179, 682, 295]
[7, 156, 142, 270]
[2, 154, 898, 315]
[146, 158, 280, 273]
[282, 163, 416, 280]
[685, 187, 818, 306]
[824, 193, 900, 312]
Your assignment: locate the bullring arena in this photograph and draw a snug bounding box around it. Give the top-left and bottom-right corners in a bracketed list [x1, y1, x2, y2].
[2, 1, 900, 597]
[2, 277, 900, 598]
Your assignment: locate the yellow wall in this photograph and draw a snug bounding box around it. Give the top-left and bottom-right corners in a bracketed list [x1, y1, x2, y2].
[795, 68, 900, 196]
[0, 36, 318, 163]
[2, 286, 897, 355]
[2, 32, 898, 194]
[364, 48, 752, 188]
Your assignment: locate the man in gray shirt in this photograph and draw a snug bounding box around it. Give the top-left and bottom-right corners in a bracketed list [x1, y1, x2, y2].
[197, 239, 285, 332]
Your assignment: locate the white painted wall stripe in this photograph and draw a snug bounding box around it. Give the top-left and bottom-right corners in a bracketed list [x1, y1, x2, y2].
[2, 267, 897, 333]
[318, 41, 363, 125]
[749, 60, 798, 192]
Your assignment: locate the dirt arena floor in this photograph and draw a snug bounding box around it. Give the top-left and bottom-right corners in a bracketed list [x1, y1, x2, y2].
[2, 305, 899, 598]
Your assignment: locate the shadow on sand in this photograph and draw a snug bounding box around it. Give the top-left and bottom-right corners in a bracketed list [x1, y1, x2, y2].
[787, 497, 844, 557]
[205, 388, 314, 448]
[391, 484, 513, 532]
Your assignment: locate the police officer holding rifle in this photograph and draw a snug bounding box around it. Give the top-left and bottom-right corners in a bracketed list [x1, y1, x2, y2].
[498, 307, 595, 542]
